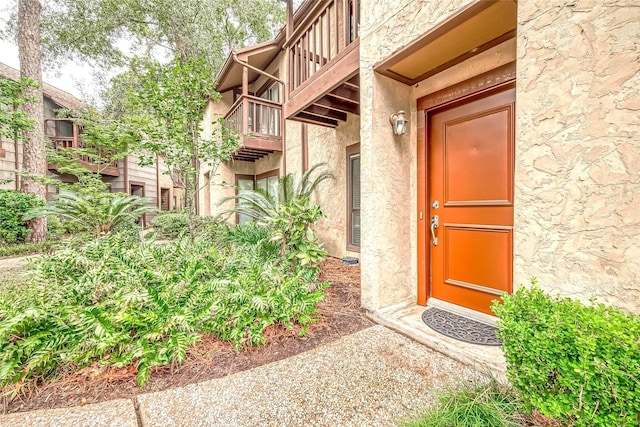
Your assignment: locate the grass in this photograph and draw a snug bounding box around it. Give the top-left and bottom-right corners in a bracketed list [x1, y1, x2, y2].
[0, 240, 60, 258]
[404, 376, 525, 427]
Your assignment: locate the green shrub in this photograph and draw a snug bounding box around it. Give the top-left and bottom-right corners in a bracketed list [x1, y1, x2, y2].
[26, 192, 156, 238]
[0, 231, 327, 388]
[0, 241, 59, 258]
[224, 164, 331, 267]
[404, 377, 524, 427]
[149, 211, 190, 238]
[0, 190, 44, 244]
[492, 282, 640, 427]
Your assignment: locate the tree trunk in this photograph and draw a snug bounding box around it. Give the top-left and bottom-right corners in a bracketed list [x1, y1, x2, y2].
[18, 0, 47, 242]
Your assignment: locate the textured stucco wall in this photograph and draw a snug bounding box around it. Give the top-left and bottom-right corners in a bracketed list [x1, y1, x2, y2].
[360, 0, 470, 310]
[306, 114, 360, 259]
[515, 1, 640, 312]
[361, 0, 640, 313]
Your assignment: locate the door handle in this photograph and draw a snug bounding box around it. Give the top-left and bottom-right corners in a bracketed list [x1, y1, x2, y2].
[430, 214, 439, 246]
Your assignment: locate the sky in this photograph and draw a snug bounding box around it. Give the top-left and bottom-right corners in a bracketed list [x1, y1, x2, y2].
[0, 38, 98, 101]
[0, 0, 100, 102]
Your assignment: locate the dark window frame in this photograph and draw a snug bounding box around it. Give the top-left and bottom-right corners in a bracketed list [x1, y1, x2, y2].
[346, 143, 360, 252]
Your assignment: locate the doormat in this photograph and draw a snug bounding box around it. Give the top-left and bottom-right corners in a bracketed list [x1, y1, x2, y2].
[421, 308, 502, 346]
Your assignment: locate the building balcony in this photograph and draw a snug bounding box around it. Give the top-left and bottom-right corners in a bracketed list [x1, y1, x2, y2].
[46, 119, 119, 177]
[284, 0, 360, 127]
[224, 94, 283, 161]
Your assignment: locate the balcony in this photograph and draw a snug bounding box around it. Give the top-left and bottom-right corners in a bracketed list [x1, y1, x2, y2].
[46, 119, 119, 177]
[285, 0, 360, 127]
[224, 94, 283, 161]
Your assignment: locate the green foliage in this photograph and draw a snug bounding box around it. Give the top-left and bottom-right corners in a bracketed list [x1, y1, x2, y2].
[17, 0, 285, 72]
[0, 224, 326, 388]
[127, 57, 239, 220]
[0, 241, 59, 258]
[225, 164, 333, 266]
[46, 107, 134, 180]
[149, 211, 190, 238]
[404, 377, 524, 427]
[0, 190, 44, 244]
[492, 282, 640, 427]
[0, 77, 36, 141]
[26, 192, 155, 238]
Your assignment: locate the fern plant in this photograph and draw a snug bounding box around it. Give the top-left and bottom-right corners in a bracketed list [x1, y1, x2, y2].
[223, 164, 333, 266]
[0, 225, 327, 388]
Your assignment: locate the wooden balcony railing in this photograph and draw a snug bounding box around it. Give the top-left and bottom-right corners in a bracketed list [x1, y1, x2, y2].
[224, 94, 283, 161]
[46, 120, 119, 176]
[288, 0, 359, 93]
[285, 0, 360, 127]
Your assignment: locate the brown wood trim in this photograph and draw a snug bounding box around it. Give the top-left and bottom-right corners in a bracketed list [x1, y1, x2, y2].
[256, 169, 279, 181]
[301, 123, 309, 173]
[417, 110, 428, 305]
[374, 1, 498, 78]
[155, 154, 161, 209]
[288, 41, 358, 101]
[285, 0, 332, 49]
[417, 62, 516, 111]
[0, 148, 5, 158]
[346, 143, 360, 252]
[129, 181, 145, 190]
[408, 31, 515, 85]
[129, 181, 146, 226]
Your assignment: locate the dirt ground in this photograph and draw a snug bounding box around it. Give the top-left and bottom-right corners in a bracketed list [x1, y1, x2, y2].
[1, 256, 372, 414]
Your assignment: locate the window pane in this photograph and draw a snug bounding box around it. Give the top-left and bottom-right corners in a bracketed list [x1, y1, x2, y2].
[352, 210, 360, 246]
[238, 178, 254, 224]
[351, 155, 360, 210]
[349, 152, 361, 247]
[267, 176, 279, 197]
[58, 120, 74, 137]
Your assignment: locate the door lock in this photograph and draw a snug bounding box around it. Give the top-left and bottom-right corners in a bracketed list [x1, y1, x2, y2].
[430, 214, 439, 246]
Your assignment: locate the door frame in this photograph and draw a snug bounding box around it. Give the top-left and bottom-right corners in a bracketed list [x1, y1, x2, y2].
[417, 61, 516, 306]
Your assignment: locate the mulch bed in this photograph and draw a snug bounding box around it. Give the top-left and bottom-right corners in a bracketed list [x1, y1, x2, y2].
[2, 256, 372, 414]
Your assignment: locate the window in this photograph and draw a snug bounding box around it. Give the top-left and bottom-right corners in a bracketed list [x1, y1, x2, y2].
[236, 175, 255, 225]
[256, 81, 280, 136]
[256, 174, 279, 197]
[261, 83, 279, 103]
[235, 170, 279, 224]
[347, 144, 360, 250]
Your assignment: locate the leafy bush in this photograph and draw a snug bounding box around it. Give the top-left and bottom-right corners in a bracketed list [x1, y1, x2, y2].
[225, 164, 332, 267]
[26, 192, 155, 238]
[0, 241, 59, 258]
[149, 211, 190, 238]
[492, 282, 640, 427]
[0, 230, 327, 387]
[0, 190, 44, 244]
[46, 215, 83, 237]
[404, 377, 524, 427]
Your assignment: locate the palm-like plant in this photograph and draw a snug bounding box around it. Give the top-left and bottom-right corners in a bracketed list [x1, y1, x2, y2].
[27, 192, 156, 238]
[227, 164, 333, 222]
[223, 164, 333, 263]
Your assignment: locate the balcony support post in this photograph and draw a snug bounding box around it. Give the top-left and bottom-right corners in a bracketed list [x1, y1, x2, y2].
[242, 67, 249, 139]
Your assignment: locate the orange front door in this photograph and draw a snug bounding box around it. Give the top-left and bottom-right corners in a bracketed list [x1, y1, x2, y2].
[428, 86, 515, 315]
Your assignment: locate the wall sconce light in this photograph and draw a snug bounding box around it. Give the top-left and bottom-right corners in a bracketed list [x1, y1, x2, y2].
[389, 110, 408, 136]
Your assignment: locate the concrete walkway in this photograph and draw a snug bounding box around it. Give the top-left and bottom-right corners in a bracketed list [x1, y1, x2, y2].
[0, 325, 481, 427]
